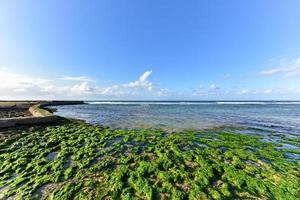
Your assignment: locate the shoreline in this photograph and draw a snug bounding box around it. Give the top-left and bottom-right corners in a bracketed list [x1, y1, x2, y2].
[0, 100, 85, 109]
[0, 101, 85, 128]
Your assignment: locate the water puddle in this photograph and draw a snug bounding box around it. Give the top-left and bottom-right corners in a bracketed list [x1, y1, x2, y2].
[47, 152, 57, 160]
[245, 160, 260, 167]
[284, 152, 300, 160]
[219, 147, 227, 153]
[193, 142, 208, 148]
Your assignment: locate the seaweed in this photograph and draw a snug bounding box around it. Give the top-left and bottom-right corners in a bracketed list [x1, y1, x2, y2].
[0, 120, 299, 199]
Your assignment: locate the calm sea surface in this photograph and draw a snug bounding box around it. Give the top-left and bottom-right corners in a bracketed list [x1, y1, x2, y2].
[53, 101, 300, 136]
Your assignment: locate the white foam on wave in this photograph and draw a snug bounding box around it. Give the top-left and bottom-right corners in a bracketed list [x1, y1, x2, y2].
[273, 102, 300, 105]
[88, 101, 136, 105]
[216, 101, 300, 105]
[86, 101, 300, 105]
[86, 101, 216, 105]
[216, 102, 267, 105]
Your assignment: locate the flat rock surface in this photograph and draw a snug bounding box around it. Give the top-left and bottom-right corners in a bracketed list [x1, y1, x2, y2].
[0, 108, 32, 119]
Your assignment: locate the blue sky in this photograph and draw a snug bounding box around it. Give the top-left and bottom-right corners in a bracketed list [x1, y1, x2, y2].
[1, 0, 300, 100]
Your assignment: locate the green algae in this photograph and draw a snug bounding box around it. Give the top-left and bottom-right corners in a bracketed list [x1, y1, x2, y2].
[0, 120, 299, 200]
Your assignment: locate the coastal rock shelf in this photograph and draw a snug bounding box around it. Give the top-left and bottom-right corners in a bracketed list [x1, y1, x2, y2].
[0, 109, 32, 119]
[0, 101, 84, 128]
[0, 120, 299, 200]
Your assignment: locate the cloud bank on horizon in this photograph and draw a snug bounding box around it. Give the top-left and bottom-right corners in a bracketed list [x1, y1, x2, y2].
[0, 0, 300, 100]
[0, 69, 166, 100]
[1, 57, 300, 100]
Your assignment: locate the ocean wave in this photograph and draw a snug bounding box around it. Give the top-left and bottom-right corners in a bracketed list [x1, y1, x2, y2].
[86, 101, 215, 105]
[217, 101, 300, 105]
[216, 102, 267, 105]
[86, 101, 300, 105]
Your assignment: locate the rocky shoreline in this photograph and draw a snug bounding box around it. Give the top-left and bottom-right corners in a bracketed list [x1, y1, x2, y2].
[0, 101, 84, 128]
[0, 108, 32, 119]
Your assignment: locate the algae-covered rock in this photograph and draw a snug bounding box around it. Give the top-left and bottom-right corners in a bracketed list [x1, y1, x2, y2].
[0, 120, 299, 200]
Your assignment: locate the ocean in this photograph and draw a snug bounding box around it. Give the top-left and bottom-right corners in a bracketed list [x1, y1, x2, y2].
[52, 101, 300, 136]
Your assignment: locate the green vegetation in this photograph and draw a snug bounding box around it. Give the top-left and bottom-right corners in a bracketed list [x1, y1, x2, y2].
[0, 120, 299, 199]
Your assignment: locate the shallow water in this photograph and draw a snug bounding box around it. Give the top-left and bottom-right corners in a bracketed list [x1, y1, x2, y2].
[52, 101, 300, 136]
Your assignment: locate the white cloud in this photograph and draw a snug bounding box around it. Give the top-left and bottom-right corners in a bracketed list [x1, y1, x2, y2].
[1, 67, 299, 100]
[240, 89, 249, 94]
[264, 89, 272, 94]
[70, 82, 94, 95]
[126, 70, 153, 91]
[139, 70, 152, 82]
[0, 69, 49, 90]
[210, 84, 219, 90]
[259, 57, 300, 78]
[95, 70, 156, 96]
[157, 88, 168, 97]
[61, 76, 94, 82]
[0, 69, 51, 99]
[237, 88, 275, 96]
[0, 69, 163, 99]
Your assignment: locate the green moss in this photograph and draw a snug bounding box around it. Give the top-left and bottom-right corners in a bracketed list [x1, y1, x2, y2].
[0, 120, 299, 200]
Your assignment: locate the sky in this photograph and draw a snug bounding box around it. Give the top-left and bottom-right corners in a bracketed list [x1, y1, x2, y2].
[1, 0, 300, 100]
